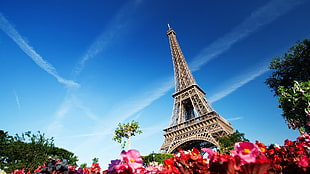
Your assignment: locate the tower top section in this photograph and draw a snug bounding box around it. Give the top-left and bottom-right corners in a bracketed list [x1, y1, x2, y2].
[166, 24, 176, 37]
[167, 26, 197, 93]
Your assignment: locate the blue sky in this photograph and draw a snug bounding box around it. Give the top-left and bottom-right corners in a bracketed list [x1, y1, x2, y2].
[1, 0, 310, 168]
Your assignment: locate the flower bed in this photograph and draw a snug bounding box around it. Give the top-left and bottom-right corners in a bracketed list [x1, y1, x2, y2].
[4, 133, 310, 174]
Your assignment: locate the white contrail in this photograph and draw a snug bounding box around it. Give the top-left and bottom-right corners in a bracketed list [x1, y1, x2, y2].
[208, 64, 269, 103]
[0, 13, 79, 88]
[71, 77, 174, 151]
[69, 132, 111, 138]
[104, 77, 174, 123]
[190, 0, 306, 72]
[14, 90, 21, 110]
[227, 117, 243, 121]
[47, 93, 101, 137]
[46, 96, 73, 136]
[73, 0, 142, 76]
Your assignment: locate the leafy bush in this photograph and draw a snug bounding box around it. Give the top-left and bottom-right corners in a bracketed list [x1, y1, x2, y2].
[141, 153, 173, 166]
[278, 80, 310, 133]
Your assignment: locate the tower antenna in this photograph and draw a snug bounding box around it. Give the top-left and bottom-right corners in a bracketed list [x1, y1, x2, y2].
[167, 24, 171, 30]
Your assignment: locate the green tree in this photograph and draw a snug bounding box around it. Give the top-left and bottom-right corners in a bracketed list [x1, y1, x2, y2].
[92, 157, 99, 163]
[49, 146, 78, 166]
[0, 130, 78, 173]
[112, 120, 143, 149]
[0, 131, 13, 167]
[265, 39, 310, 96]
[278, 80, 310, 133]
[141, 152, 173, 166]
[79, 163, 87, 168]
[218, 130, 249, 154]
[265, 39, 310, 133]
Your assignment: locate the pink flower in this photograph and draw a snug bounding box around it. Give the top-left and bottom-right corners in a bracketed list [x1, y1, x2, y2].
[120, 149, 143, 171]
[232, 142, 262, 163]
[109, 149, 144, 174]
[296, 156, 309, 167]
[201, 148, 214, 158]
[144, 164, 163, 174]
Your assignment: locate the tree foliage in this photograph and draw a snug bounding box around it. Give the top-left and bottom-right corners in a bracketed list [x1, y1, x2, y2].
[79, 163, 87, 169]
[112, 120, 142, 149]
[141, 152, 173, 166]
[0, 130, 78, 173]
[265, 39, 310, 133]
[92, 157, 99, 163]
[265, 39, 310, 96]
[218, 130, 249, 154]
[278, 80, 310, 133]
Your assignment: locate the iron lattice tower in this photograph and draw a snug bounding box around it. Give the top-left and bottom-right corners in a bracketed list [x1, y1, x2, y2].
[160, 26, 234, 153]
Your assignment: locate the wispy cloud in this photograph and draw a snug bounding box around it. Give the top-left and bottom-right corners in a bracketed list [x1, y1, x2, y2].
[72, 0, 142, 77]
[47, 93, 101, 137]
[227, 117, 243, 121]
[208, 63, 269, 103]
[71, 77, 174, 150]
[0, 13, 79, 88]
[13, 90, 21, 110]
[74, 98, 100, 121]
[105, 77, 174, 123]
[137, 121, 168, 140]
[47, 95, 73, 136]
[69, 132, 111, 138]
[190, 0, 306, 72]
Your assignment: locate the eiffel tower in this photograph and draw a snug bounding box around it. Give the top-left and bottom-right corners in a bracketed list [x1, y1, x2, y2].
[160, 26, 234, 154]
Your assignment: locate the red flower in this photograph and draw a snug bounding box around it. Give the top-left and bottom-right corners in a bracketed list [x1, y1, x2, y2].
[284, 139, 294, 146]
[190, 148, 202, 161]
[255, 141, 267, 153]
[89, 163, 101, 173]
[162, 158, 179, 174]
